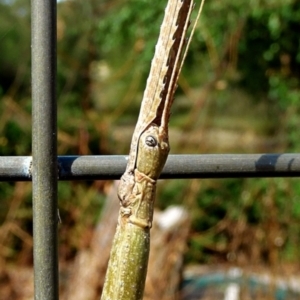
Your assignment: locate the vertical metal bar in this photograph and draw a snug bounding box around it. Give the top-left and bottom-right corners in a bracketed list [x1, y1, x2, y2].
[31, 0, 58, 299]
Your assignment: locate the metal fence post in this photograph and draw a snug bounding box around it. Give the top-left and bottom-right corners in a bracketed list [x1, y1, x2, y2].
[31, 0, 58, 298]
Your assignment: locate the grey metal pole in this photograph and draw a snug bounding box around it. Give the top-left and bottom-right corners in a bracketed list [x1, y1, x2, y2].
[1, 154, 300, 181]
[31, 0, 58, 298]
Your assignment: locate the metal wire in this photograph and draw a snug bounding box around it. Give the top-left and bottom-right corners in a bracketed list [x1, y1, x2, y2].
[1, 154, 300, 181]
[31, 0, 58, 298]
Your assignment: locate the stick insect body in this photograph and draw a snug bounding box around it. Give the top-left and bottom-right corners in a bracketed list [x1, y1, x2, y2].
[101, 0, 205, 298]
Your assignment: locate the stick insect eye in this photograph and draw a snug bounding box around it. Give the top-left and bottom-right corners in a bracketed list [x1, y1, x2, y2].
[145, 135, 157, 147]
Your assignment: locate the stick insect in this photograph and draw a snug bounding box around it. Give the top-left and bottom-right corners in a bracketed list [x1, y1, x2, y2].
[101, 0, 205, 299]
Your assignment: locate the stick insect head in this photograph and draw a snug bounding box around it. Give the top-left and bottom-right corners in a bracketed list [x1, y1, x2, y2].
[136, 124, 169, 179]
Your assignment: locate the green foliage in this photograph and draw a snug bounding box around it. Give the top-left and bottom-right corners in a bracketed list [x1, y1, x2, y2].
[1, 120, 31, 155]
[0, 0, 30, 94]
[97, 0, 165, 59]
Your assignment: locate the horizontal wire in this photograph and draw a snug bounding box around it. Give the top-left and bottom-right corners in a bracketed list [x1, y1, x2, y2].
[1, 153, 300, 181]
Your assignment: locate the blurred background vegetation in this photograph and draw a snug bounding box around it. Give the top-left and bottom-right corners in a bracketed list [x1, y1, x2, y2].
[1, 0, 300, 278]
